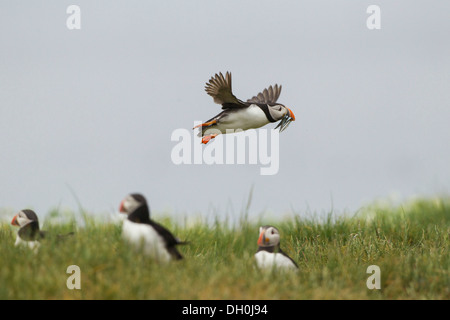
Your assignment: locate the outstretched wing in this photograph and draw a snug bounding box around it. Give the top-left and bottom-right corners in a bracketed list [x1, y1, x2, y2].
[205, 72, 247, 109]
[247, 84, 282, 105]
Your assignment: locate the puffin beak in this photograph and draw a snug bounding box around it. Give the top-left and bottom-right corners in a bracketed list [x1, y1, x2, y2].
[275, 107, 296, 132]
[11, 214, 19, 226]
[257, 231, 265, 246]
[119, 200, 126, 213]
[287, 108, 295, 121]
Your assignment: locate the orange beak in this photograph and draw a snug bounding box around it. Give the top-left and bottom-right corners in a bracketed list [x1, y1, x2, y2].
[287, 108, 295, 121]
[257, 231, 265, 246]
[119, 200, 126, 213]
[11, 214, 19, 226]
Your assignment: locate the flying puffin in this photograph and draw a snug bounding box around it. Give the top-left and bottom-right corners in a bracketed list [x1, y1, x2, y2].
[119, 193, 187, 262]
[194, 72, 296, 144]
[255, 225, 298, 271]
[11, 209, 46, 250]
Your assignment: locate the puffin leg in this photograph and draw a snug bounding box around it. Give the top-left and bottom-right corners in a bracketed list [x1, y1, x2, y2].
[193, 119, 217, 129]
[201, 133, 219, 144]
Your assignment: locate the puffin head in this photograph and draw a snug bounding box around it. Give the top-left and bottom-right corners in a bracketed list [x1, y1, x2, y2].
[119, 193, 147, 215]
[11, 209, 39, 228]
[268, 105, 295, 132]
[257, 225, 281, 247]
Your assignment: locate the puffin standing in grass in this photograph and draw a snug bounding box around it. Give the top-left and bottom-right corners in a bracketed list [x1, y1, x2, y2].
[11, 209, 45, 251]
[119, 193, 187, 262]
[255, 225, 298, 271]
[11, 210, 74, 251]
[194, 71, 296, 144]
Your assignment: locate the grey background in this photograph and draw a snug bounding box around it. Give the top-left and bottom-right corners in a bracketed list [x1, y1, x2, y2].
[1, 1, 449, 222]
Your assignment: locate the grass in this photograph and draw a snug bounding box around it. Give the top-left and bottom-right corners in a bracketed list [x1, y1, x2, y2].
[0, 197, 449, 300]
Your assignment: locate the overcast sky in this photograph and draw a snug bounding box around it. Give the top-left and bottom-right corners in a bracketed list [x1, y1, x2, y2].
[1, 1, 449, 222]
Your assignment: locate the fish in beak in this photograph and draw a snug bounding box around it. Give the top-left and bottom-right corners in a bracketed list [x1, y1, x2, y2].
[274, 107, 295, 132]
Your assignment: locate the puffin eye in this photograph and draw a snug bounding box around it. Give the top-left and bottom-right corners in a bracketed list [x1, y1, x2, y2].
[271, 229, 275, 235]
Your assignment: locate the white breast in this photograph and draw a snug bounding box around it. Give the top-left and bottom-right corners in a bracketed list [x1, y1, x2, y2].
[255, 251, 297, 271]
[14, 235, 40, 252]
[122, 219, 172, 263]
[217, 105, 269, 132]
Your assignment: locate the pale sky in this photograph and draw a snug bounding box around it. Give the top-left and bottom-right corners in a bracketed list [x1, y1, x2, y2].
[1, 1, 449, 222]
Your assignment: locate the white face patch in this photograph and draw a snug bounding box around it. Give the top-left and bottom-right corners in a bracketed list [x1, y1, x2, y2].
[16, 211, 32, 227]
[262, 226, 281, 247]
[268, 105, 288, 121]
[122, 196, 142, 214]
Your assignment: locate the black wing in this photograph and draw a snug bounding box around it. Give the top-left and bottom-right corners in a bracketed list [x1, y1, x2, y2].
[247, 84, 282, 105]
[279, 247, 299, 269]
[149, 220, 187, 260]
[205, 72, 247, 109]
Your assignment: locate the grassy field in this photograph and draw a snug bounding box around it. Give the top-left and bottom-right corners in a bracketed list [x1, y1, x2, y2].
[0, 197, 449, 300]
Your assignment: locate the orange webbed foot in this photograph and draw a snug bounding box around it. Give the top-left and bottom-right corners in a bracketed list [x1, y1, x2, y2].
[193, 119, 218, 129]
[201, 134, 219, 144]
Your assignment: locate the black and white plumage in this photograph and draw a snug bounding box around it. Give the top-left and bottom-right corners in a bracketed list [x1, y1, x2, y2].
[11, 209, 74, 251]
[194, 72, 296, 144]
[119, 193, 187, 262]
[11, 209, 45, 250]
[255, 225, 298, 271]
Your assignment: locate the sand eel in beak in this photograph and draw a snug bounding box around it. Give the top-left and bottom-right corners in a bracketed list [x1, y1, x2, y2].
[255, 225, 298, 271]
[194, 72, 296, 144]
[119, 193, 188, 262]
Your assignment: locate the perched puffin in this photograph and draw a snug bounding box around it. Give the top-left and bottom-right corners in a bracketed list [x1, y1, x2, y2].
[11, 209, 45, 250]
[11, 209, 74, 251]
[255, 225, 298, 271]
[194, 72, 296, 144]
[119, 193, 187, 262]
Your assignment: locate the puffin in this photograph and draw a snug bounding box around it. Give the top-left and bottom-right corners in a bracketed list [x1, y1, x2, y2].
[119, 193, 187, 262]
[194, 71, 296, 144]
[255, 225, 298, 271]
[11, 209, 45, 250]
[11, 209, 74, 251]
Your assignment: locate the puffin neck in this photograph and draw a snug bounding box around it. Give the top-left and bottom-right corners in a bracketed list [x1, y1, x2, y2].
[256, 104, 277, 123]
[18, 221, 41, 241]
[257, 244, 281, 253]
[127, 204, 152, 224]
